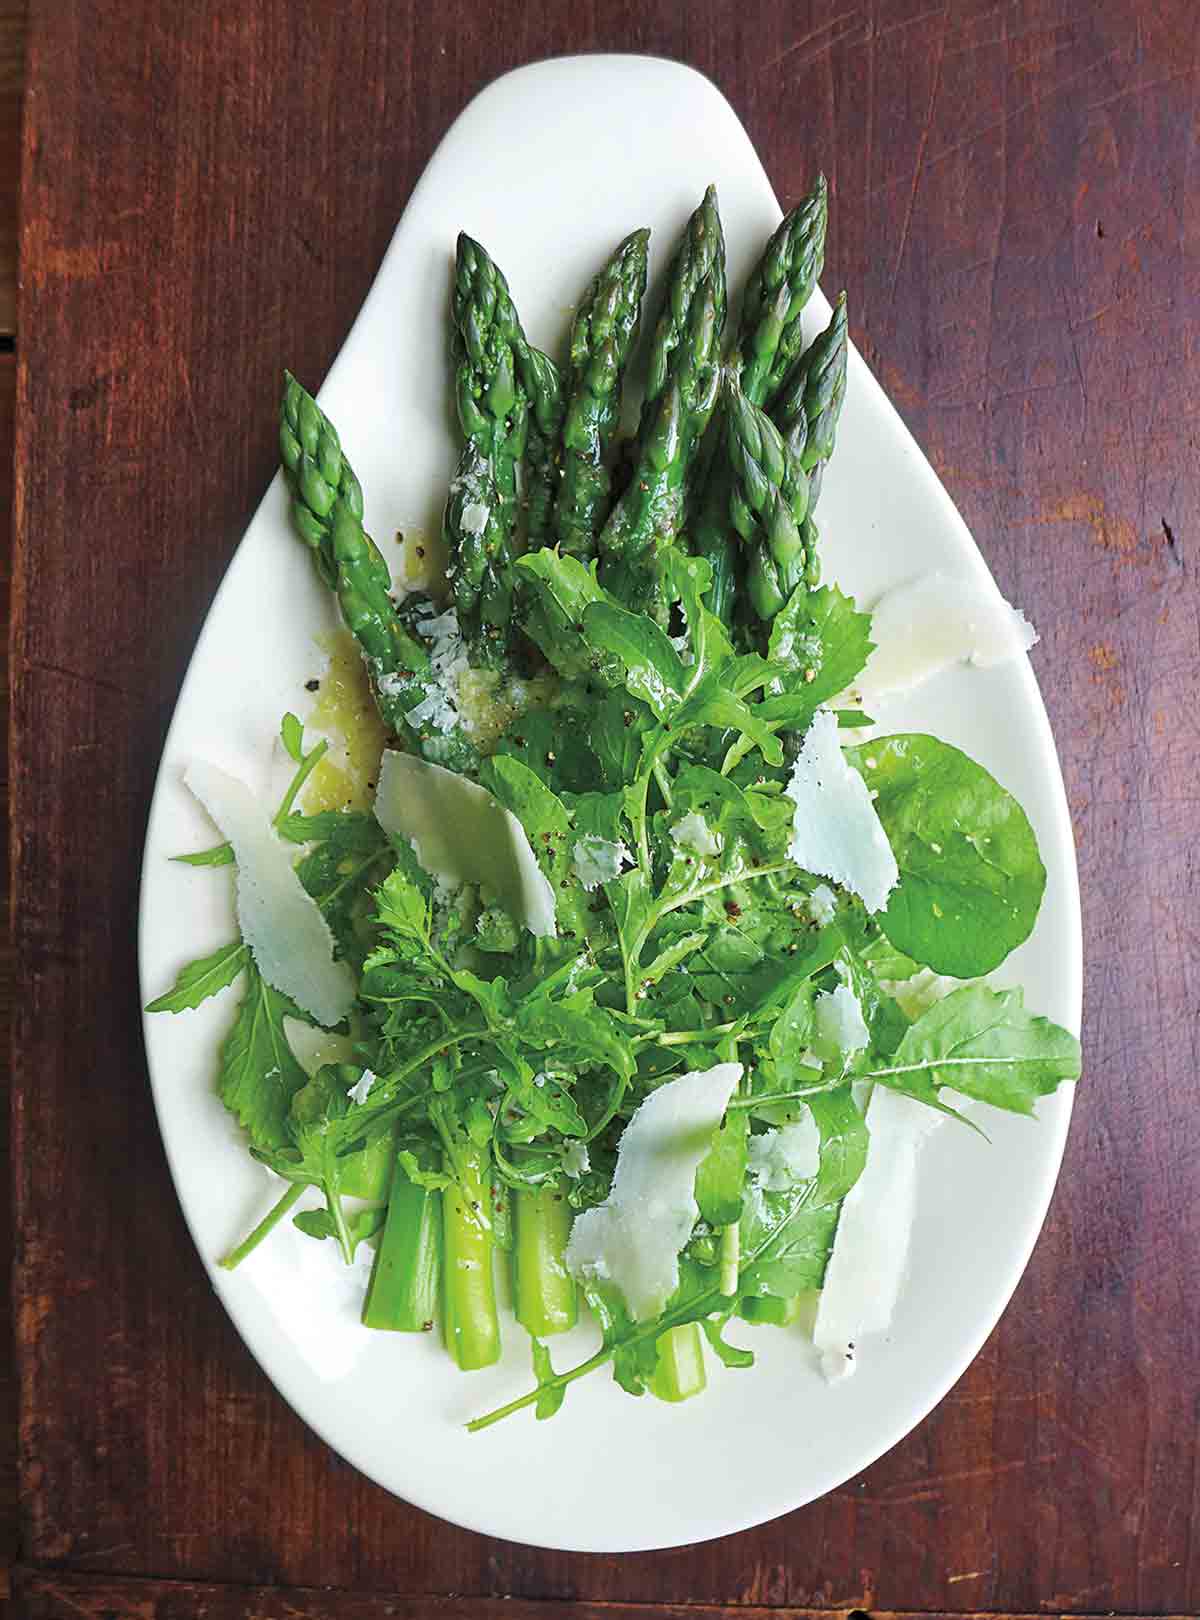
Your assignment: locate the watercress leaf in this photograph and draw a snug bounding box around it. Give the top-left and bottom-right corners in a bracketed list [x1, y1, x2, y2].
[880, 982, 1080, 1116]
[695, 1106, 748, 1226]
[217, 959, 312, 1154]
[582, 600, 687, 720]
[516, 550, 622, 683]
[847, 734, 1047, 976]
[145, 940, 249, 1014]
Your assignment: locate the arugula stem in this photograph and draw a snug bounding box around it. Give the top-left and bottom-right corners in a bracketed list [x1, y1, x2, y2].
[443, 1144, 502, 1370]
[218, 1182, 305, 1270]
[512, 1184, 578, 1337]
[718, 1220, 741, 1296]
[655, 1020, 742, 1047]
[363, 1154, 442, 1332]
[273, 738, 331, 826]
[652, 759, 674, 809]
[327, 1189, 356, 1266]
[659, 861, 795, 916]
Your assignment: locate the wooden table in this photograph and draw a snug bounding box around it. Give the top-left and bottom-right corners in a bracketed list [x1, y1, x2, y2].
[8, 3, 1199, 1617]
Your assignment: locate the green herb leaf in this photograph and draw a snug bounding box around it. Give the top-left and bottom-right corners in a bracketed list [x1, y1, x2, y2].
[695, 1106, 748, 1226]
[280, 711, 306, 763]
[516, 551, 622, 683]
[582, 600, 687, 720]
[847, 734, 1047, 976]
[874, 982, 1080, 1116]
[145, 940, 248, 1013]
[217, 960, 312, 1154]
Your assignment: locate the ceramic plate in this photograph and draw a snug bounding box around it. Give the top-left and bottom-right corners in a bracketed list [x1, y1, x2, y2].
[138, 55, 1082, 1552]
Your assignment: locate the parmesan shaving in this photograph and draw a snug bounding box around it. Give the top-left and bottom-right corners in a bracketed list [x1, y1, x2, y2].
[784, 710, 899, 914]
[855, 570, 1038, 705]
[184, 759, 356, 1028]
[813, 1086, 948, 1380]
[373, 750, 557, 937]
[565, 1062, 742, 1319]
[747, 1115, 821, 1190]
[670, 811, 722, 858]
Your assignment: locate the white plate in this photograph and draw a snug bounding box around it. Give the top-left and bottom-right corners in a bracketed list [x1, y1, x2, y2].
[138, 55, 1082, 1552]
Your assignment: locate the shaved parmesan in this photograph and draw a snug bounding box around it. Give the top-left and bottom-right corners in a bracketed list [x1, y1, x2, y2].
[561, 1141, 590, 1179]
[747, 1114, 821, 1190]
[571, 835, 631, 891]
[856, 570, 1038, 705]
[813, 1086, 948, 1380]
[347, 1069, 377, 1106]
[565, 1062, 742, 1319]
[784, 710, 899, 914]
[184, 760, 355, 1028]
[812, 984, 870, 1061]
[670, 811, 722, 858]
[373, 750, 556, 937]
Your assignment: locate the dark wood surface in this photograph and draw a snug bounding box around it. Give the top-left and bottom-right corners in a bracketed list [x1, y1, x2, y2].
[10, 1, 1199, 1616]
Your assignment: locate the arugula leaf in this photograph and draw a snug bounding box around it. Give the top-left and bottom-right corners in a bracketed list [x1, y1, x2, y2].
[769, 583, 874, 708]
[516, 550, 621, 683]
[171, 843, 235, 868]
[280, 711, 306, 763]
[586, 691, 656, 792]
[699, 1314, 755, 1369]
[216, 959, 311, 1154]
[582, 600, 687, 720]
[292, 811, 393, 969]
[874, 982, 1080, 1116]
[145, 940, 248, 1013]
[639, 930, 707, 987]
[482, 754, 593, 948]
[695, 1107, 748, 1227]
[847, 734, 1046, 976]
[671, 672, 784, 766]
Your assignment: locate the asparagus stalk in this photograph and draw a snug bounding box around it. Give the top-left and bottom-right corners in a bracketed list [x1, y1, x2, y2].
[280, 375, 479, 773]
[649, 1323, 708, 1403]
[512, 1184, 578, 1337]
[516, 341, 566, 552]
[723, 381, 812, 622]
[771, 291, 848, 474]
[446, 233, 530, 663]
[442, 1141, 502, 1371]
[362, 1144, 442, 1332]
[738, 175, 829, 409]
[598, 188, 726, 621]
[554, 228, 650, 559]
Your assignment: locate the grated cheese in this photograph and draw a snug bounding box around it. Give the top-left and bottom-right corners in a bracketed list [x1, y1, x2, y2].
[571, 835, 631, 891]
[670, 811, 722, 858]
[747, 1114, 822, 1190]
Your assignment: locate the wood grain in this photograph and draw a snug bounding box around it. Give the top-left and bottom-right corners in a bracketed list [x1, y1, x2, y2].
[14, 1569, 1199, 1620]
[11, 0, 1199, 1614]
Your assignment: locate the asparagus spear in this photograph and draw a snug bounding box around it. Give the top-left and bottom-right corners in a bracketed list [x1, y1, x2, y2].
[770, 290, 848, 474]
[598, 188, 726, 620]
[685, 179, 826, 626]
[516, 341, 565, 552]
[362, 1142, 442, 1332]
[724, 380, 812, 622]
[737, 175, 828, 409]
[554, 228, 650, 559]
[442, 1139, 502, 1371]
[512, 1183, 578, 1337]
[280, 375, 479, 773]
[446, 233, 530, 663]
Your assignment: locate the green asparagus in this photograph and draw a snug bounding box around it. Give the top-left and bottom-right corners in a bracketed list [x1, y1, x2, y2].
[724, 380, 812, 622]
[771, 290, 848, 473]
[516, 340, 565, 551]
[446, 233, 530, 660]
[598, 188, 726, 620]
[738, 174, 828, 409]
[554, 228, 650, 559]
